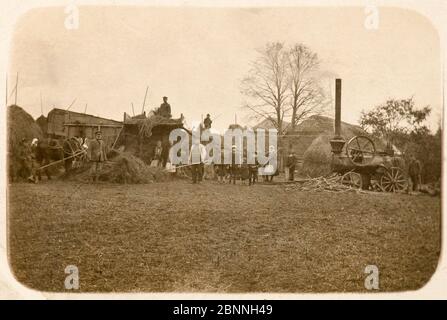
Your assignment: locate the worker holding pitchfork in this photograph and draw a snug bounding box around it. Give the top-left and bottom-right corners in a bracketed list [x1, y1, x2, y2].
[89, 130, 108, 182]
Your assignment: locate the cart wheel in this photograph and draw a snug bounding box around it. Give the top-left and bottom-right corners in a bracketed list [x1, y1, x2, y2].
[380, 167, 407, 192]
[346, 136, 376, 166]
[341, 171, 362, 190]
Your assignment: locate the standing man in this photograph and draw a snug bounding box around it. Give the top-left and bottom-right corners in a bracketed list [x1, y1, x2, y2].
[32, 138, 52, 182]
[159, 96, 172, 118]
[215, 150, 227, 183]
[203, 114, 212, 129]
[189, 141, 206, 184]
[229, 145, 240, 185]
[28, 138, 40, 183]
[89, 130, 108, 182]
[161, 140, 171, 168]
[286, 151, 297, 181]
[248, 151, 258, 186]
[151, 140, 163, 167]
[408, 155, 422, 192]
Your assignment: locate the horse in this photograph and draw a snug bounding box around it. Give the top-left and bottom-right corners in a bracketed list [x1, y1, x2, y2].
[34, 137, 86, 179]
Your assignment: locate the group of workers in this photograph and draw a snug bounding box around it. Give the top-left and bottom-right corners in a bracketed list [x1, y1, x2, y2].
[13, 129, 108, 183]
[151, 138, 290, 185]
[13, 95, 424, 190]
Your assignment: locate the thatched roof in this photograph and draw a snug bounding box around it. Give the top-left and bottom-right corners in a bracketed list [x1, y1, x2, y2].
[291, 115, 388, 151]
[253, 117, 290, 131]
[292, 115, 362, 136]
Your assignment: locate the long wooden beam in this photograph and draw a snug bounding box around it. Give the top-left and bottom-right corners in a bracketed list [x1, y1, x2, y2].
[63, 123, 123, 128]
[37, 150, 87, 171]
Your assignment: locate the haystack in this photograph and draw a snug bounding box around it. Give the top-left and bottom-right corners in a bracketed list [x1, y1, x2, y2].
[36, 115, 48, 137]
[301, 135, 333, 178]
[71, 151, 171, 184]
[8, 105, 43, 148]
[8, 105, 43, 181]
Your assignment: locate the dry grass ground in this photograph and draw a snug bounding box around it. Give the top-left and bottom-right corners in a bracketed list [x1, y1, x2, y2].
[8, 180, 440, 293]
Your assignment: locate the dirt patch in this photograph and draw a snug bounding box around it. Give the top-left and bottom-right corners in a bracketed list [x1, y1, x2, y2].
[7, 180, 441, 293]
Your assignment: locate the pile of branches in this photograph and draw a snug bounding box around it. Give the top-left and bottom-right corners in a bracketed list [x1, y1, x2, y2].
[284, 173, 358, 193]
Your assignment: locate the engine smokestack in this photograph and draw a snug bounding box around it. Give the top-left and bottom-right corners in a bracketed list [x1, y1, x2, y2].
[329, 78, 345, 154]
[335, 78, 342, 138]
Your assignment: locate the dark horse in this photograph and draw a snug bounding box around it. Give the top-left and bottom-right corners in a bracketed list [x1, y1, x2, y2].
[35, 138, 85, 179]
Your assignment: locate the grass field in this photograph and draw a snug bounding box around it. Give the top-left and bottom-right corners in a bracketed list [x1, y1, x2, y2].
[8, 180, 441, 293]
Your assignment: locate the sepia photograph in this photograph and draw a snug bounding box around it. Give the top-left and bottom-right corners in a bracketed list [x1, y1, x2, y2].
[4, 4, 442, 294]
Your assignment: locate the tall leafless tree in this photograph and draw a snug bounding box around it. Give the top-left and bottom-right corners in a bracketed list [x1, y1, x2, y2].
[241, 42, 328, 134]
[241, 42, 289, 134]
[287, 44, 327, 131]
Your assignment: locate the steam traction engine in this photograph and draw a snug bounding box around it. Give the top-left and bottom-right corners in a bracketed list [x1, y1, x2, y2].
[329, 79, 407, 192]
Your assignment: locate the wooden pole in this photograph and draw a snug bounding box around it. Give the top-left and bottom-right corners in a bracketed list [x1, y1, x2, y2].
[37, 149, 87, 171]
[334, 78, 342, 138]
[14, 72, 18, 105]
[66, 98, 77, 111]
[131, 102, 135, 116]
[5, 74, 7, 106]
[40, 92, 43, 115]
[84, 103, 88, 114]
[142, 86, 148, 114]
[111, 126, 124, 149]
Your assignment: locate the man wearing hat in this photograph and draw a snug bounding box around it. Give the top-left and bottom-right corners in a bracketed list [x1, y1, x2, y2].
[89, 130, 108, 182]
[189, 140, 207, 184]
[159, 96, 172, 118]
[286, 151, 297, 181]
[203, 114, 212, 129]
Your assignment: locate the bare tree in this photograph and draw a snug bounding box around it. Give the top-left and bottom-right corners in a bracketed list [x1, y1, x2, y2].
[241, 42, 328, 134]
[287, 44, 327, 131]
[241, 42, 289, 134]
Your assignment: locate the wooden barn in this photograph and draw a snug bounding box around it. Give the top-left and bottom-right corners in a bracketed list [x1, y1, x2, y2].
[44, 108, 123, 147]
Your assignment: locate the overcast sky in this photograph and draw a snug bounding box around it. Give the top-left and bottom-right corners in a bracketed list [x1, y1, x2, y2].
[8, 6, 442, 132]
